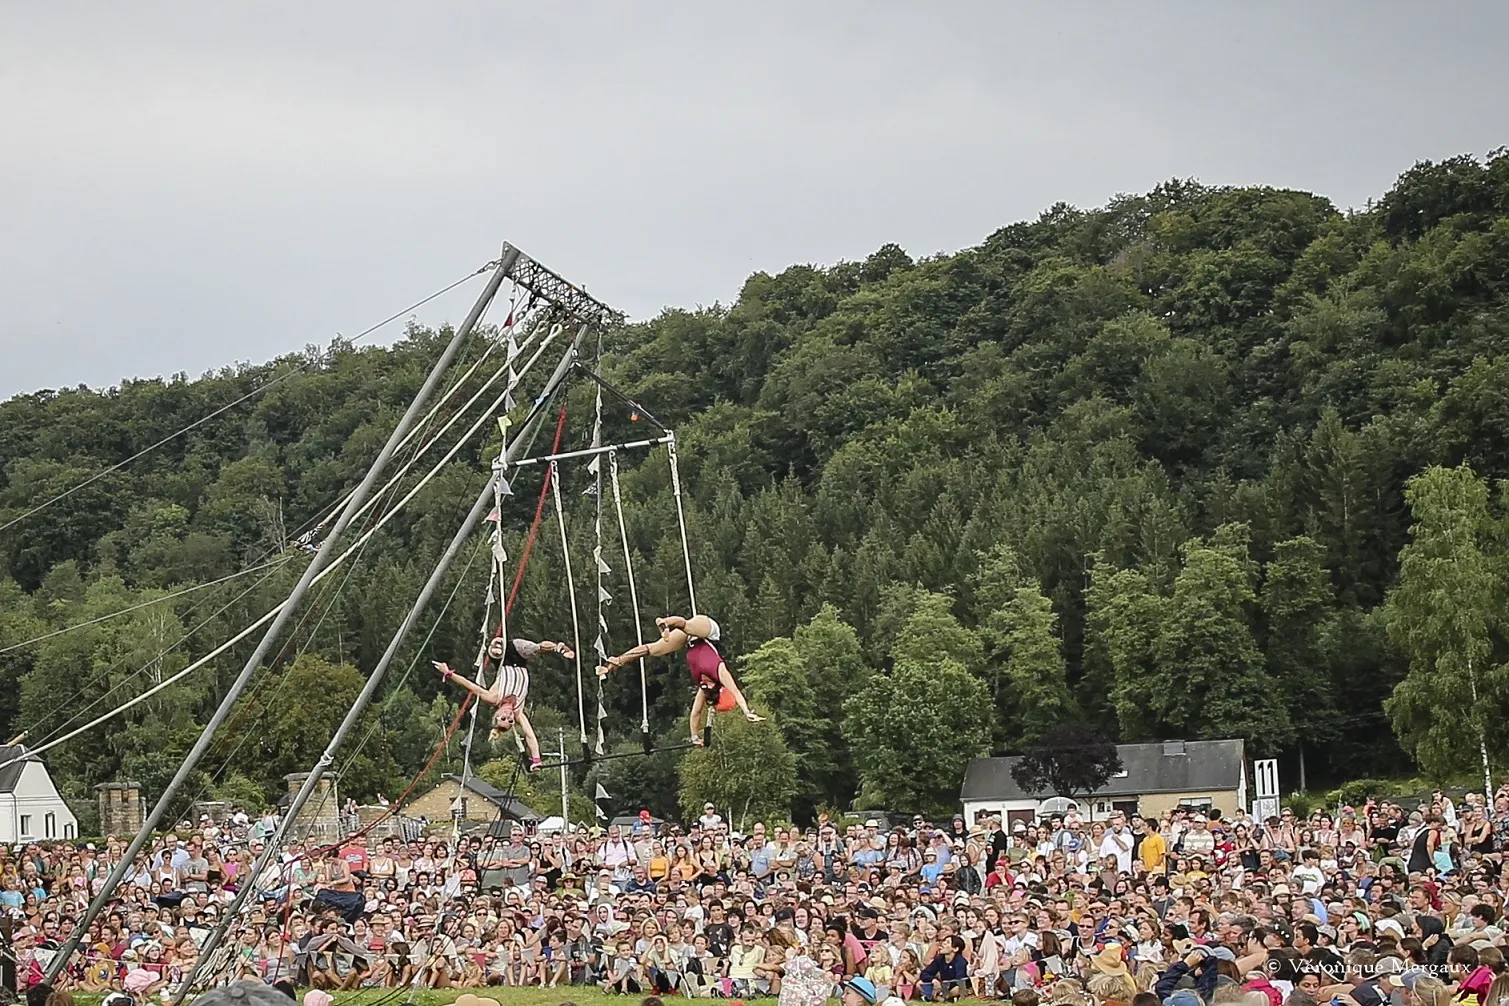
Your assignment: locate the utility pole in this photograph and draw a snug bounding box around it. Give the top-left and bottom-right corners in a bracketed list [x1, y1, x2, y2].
[560, 726, 570, 825]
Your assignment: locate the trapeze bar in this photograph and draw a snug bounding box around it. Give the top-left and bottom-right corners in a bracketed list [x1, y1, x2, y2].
[533, 739, 702, 772]
[495, 435, 675, 471]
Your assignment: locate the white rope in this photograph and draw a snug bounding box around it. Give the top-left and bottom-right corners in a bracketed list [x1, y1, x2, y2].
[609, 450, 650, 733]
[0, 327, 564, 774]
[303, 312, 552, 548]
[667, 435, 698, 616]
[590, 359, 608, 755]
[549, 461, 589, 745]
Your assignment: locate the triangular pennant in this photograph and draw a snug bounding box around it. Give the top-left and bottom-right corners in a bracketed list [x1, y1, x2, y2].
[595, 729, 604, 756]
[485, 583, 496, 606]
[495, 475, 513, 497]
[597, 701, 607, 721]
[485, 508, 500, 523]
[594, 550, 611, 575]
[504, 389, 516, 412]
[595, 782, 611, 801]
[496, 416, 511, 437]
[507, 334, 520, 360]
[598, 614, 608, 634]
[594, 803, 607, 820]
[492, 541, 507, 566]
[587, 455, 600, 475]
[597, 586, 612, 604]
[594, 635, 606, 660]
[581, 484, 597, 496]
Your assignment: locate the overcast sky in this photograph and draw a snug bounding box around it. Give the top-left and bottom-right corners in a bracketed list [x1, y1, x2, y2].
[2, 2, 1506, 397]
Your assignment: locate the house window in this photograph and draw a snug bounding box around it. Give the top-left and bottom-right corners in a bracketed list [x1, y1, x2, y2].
[64, 822, 75, 839]
[19, 815, 31, 838]
[44, 813, 55, 838]
[1178, 798, 1213, 812]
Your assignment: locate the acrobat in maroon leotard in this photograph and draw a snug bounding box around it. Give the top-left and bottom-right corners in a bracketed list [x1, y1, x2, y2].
[685, 638, 722, 689]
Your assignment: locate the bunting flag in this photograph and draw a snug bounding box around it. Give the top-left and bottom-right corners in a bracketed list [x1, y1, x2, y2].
[594, 803, 607, 820]
[595, 782, 611, 801]
[590, 375, 610, 755]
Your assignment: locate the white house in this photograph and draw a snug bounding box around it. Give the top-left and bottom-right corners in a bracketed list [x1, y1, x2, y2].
[0, 744, 79, 843]
[960, 739, 1247, 831]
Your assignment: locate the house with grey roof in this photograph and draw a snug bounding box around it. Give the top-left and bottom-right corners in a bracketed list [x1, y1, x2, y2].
[0, 744, 79, 843]
[959, 738, 1247, 830]
[406, 772, 544, 832]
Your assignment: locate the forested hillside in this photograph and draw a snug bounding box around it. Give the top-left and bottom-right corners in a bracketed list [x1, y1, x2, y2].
[4, 150, 1509, 826]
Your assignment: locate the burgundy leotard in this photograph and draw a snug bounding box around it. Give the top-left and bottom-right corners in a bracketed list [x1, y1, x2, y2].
[685, 639, 722, 688]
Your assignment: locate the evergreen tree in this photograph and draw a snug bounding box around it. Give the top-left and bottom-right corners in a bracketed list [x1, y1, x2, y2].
[991, 582, 1076, 748]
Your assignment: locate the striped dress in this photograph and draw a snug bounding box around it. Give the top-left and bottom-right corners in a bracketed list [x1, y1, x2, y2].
[488, 638, 541, 704]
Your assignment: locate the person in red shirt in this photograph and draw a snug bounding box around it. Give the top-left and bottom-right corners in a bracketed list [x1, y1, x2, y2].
[984, 858, 1014, 890]
[339, 833, 369, 877]
[597, 614, 763, 745]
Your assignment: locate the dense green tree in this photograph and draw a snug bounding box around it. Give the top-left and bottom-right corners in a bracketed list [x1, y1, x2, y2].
[1156, 530, 1291, 752]
[3, 150, 1509, 819]
[842, 655, 992, 815]
[1261, 536, 1340, 786]
[677, 716, 798, 825]
[989, 582, 1076, 748]
[1385, 465, 1508, 790]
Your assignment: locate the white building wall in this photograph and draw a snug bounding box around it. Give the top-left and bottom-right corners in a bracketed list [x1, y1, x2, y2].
[1, 762, 80, 844]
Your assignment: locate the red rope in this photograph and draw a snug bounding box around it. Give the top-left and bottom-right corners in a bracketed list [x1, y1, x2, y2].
[269, 408, 571, 932]
[504, 405, 568, 623]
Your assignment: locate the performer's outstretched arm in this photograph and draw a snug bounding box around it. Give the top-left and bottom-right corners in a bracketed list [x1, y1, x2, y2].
[433, 662, 496, 702]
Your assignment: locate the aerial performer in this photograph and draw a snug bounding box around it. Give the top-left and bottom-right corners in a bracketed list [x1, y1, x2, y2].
[596, 614, 763, 745]
[434, 635, 574, 770]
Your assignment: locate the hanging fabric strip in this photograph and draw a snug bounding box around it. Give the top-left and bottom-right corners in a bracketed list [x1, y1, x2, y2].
[667, 436, 698, 616]
[549, 461, 588, 745]
[609, 450, 651, 733]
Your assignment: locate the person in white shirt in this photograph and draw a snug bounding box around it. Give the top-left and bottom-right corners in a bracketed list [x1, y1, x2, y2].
[1291, 849, 1325, 895]
[1099, 815, 1134, 874]
[1181, 815, 1215, 856]
[700, 803, 724, 831]
[601, 825, 638, 883]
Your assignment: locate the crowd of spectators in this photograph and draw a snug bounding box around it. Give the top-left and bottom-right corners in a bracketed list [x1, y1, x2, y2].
[9, 786, 1509, 1006]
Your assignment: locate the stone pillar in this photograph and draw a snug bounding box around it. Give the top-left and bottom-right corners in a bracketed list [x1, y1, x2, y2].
[282, 773, 342, 843]
[96, 782, 145, 837]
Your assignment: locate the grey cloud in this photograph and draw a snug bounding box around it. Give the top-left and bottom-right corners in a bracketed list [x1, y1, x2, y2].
[1, 1, 1506, 395]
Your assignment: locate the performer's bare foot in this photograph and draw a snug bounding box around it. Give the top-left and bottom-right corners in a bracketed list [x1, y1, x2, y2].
[691, 734, 706, 747]
[745, 712, 765, 723]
